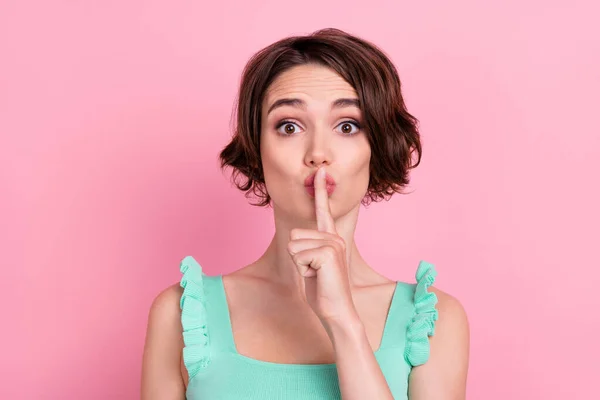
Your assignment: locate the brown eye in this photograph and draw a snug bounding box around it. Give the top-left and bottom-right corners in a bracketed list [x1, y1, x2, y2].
[276, 121, 303, 136]
[336, 121, 360, 135]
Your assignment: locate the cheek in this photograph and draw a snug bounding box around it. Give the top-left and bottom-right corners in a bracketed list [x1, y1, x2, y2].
[357, 156, 371, 188]
[349, 142, 371, 191]
[346, 138, 371, 174]
[260, 136, 293, 186]
[261, 142, 282, 171]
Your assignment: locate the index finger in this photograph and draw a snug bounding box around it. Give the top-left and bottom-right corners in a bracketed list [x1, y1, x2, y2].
[314, 166, 336, 234]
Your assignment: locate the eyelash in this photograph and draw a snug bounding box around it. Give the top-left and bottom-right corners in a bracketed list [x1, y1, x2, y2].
[274, 119, 362, 136]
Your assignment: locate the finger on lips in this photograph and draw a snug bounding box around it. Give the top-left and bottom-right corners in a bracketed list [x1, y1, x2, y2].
[287, 166, 344, 279]
[314, 166, 337, 234]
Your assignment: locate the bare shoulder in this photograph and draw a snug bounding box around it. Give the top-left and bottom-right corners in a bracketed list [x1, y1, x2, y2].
[428, 286, 470, 360]
[148, 283, 183, 322]
[408, 286, 470, 399]
[141, 283, 186, 399]
[430, 287, 469, 331]
[143, 283, 185, 370]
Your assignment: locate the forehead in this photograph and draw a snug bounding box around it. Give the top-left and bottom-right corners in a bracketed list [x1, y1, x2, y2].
[264, 64, 358, 105]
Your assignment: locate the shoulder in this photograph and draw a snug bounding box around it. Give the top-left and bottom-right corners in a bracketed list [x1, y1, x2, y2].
[141, 284, 187, 398]
[408, 286, 470, 398]
[430, 286, 469, 335]
[148, 283, 183, 325]
[428, 287, 470, 367]
[144, 284, 185, 354]
[144, 283, 185, 357]
[411, 261, 469, 348]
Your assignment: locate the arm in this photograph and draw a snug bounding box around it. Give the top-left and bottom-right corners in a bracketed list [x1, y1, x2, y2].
[326, 314, 395, 400]
[408, 288, 470, 400]
[141, 284, 187, 400]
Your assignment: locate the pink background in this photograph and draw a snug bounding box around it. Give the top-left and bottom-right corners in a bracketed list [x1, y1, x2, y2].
[2, 1, 599, 399]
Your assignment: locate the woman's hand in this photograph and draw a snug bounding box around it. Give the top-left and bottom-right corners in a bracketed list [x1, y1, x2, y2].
[286, 166, 359, 327]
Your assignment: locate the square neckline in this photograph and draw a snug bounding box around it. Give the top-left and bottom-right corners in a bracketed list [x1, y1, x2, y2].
[216, 275, 401, 369]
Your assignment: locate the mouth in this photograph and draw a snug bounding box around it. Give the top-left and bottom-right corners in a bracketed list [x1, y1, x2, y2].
[304, 170, 336, 197]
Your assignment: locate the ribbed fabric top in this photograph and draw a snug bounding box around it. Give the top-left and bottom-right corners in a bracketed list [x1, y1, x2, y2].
[179, 256, 439, 400]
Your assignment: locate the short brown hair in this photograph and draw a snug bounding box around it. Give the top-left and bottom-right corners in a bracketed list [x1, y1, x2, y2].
[219, 28, 422, 207]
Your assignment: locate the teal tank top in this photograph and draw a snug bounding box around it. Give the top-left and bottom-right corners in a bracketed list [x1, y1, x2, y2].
[179, 256, 438, 399]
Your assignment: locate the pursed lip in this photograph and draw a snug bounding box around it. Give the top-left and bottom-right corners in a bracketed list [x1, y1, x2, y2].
[304, 170, 336, 187]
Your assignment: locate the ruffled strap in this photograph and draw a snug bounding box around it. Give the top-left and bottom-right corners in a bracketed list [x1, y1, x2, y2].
[179, 256, 211, 379]
[404, 260, 439, 366]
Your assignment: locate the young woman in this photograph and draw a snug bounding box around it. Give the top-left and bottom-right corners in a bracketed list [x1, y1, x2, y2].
[141, 28, 470, 400]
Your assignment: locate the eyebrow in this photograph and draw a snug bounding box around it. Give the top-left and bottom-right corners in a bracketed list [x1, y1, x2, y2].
[266, 97, 360, 115]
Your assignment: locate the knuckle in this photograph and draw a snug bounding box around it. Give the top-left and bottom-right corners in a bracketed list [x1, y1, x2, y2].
[287, 242, 295, 255]
[291, 252, 301, 264]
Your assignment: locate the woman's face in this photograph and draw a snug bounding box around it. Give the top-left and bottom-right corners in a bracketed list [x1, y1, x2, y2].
[260, 64, 371, 222]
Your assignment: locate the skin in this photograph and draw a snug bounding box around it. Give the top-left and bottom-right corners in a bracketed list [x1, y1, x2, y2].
[141, 64, 470, 399]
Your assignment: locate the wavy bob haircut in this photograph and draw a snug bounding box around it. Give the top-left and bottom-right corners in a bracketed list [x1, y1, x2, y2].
[219, 28, 422, 207]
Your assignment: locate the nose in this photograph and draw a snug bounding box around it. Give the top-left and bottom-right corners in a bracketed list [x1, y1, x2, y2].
[303, 126, 332, 168]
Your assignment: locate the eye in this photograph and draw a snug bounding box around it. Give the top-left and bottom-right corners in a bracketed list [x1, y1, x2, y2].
[275, 120, 303, 136]
[335, 121, 361, 135]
